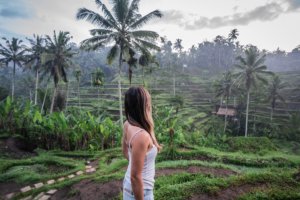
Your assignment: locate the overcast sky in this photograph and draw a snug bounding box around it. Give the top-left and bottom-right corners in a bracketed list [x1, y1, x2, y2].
[0, 0, 300, 51]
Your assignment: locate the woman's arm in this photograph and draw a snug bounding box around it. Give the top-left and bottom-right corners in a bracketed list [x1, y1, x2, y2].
[130, 132, 149, 200]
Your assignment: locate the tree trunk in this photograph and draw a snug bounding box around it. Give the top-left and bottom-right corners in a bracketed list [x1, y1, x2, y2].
[41, 84, 49, 113]
[34, 68, 39, 105]
[224, 97, 228, 133]
[50, 86, 57, 114]
[271, 99, 275, 122]
[220, 96, 223, 106]
[118, 50, 124, 129]
[12, 62, 16, 101]
[245, 91, 250, 137]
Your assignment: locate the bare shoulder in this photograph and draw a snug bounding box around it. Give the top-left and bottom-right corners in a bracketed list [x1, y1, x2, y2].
[131, 130, 150, 149]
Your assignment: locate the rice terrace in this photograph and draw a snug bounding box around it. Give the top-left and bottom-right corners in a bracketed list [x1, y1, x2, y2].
[0, 0, 300, 199]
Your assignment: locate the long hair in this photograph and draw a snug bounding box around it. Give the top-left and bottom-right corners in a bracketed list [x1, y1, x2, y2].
[124, 86, 161, 151]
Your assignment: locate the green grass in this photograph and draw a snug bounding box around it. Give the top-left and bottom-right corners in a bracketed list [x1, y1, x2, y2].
[0, 153, 84, 184]
[1, 142, 299, 200]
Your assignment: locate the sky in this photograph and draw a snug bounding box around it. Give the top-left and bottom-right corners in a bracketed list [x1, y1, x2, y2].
[0, 0, 300, 52]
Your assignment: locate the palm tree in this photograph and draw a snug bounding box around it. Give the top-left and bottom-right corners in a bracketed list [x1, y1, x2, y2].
[76, 0, 162, 128]
[26, 34, 45, 105]
[174, 38, 183, 54]
[172, 39, 183, 96]
[43, 31, 75, 113]
[267, 75, 286, 122]
[0, 37, 27, 101]
[215, 71, 233, 133]
[228, 28, 239, 42]
[92, 68, 104, 112]
[234, 47, 273, 137]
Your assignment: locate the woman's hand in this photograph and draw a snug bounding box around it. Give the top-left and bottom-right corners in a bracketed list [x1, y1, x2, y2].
[130, 131, 150, 200]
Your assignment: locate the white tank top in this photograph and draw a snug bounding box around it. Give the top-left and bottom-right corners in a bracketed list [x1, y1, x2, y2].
[124, 129, 158, 190]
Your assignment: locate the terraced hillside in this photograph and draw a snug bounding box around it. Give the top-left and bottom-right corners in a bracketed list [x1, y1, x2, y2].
[66, 70, 300, 130]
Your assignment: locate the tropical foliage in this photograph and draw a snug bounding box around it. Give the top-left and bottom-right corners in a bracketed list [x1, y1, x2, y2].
[0, 97, 120, 150]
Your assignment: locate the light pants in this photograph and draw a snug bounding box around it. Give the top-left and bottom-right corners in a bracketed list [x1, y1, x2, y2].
[123, 179, 154, 200]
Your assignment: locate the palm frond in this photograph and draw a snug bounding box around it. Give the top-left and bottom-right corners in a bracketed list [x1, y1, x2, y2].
[107, 44, 119, 65]
[90, 29, 113, 36]
[125, 0, 140, 24]
[255, 74, 269, 85]
[134, 38, 160, 51]
[253, 54, 266, 67]
[111, 0, 129, 25]
[131, 30, 159, 39]
[129, 10, 162, 29]
[254, 65, 267, 71]
[95, 0, 119, 28]
[80, 35, 111, 49]
[234, 64, 245, 70]
[76, 8, 114, 29]
[235, 56, 246, 66]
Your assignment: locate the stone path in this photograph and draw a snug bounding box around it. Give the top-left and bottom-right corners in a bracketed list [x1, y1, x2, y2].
[5, 160, 97, 200]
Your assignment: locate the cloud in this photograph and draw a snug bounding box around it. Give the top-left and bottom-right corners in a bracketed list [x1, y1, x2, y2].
[0, 0, 33, 18]
[286, 0, 300, 11]
[161, 0, 298, 30]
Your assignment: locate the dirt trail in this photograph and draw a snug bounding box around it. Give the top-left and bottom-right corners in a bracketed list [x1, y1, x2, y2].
[156, 166, 237, 177]
[0, 182, 25, 197]
[0, 138, 36, 158]
[51, 180, 122, 200]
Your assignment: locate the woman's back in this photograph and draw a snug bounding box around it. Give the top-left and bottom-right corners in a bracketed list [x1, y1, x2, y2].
[124, 122, 157, 190]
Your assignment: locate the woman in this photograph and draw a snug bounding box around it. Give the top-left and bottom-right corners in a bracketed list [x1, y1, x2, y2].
[122, 86, 161, 200]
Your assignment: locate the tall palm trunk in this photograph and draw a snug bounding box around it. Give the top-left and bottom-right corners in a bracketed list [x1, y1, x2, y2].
[118, 50, 124, 129]
[41, 84, 49, 113]
[224, 97, 228, 133]
[50, 86, 57, 114]
[220, 96, 223, 106]
[34, 68, 39, 105]
[245, 91, 250, 137]
[34, 58, 41, 105]
[12, 62, 16, 101]
[270, 99, 275, 122]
